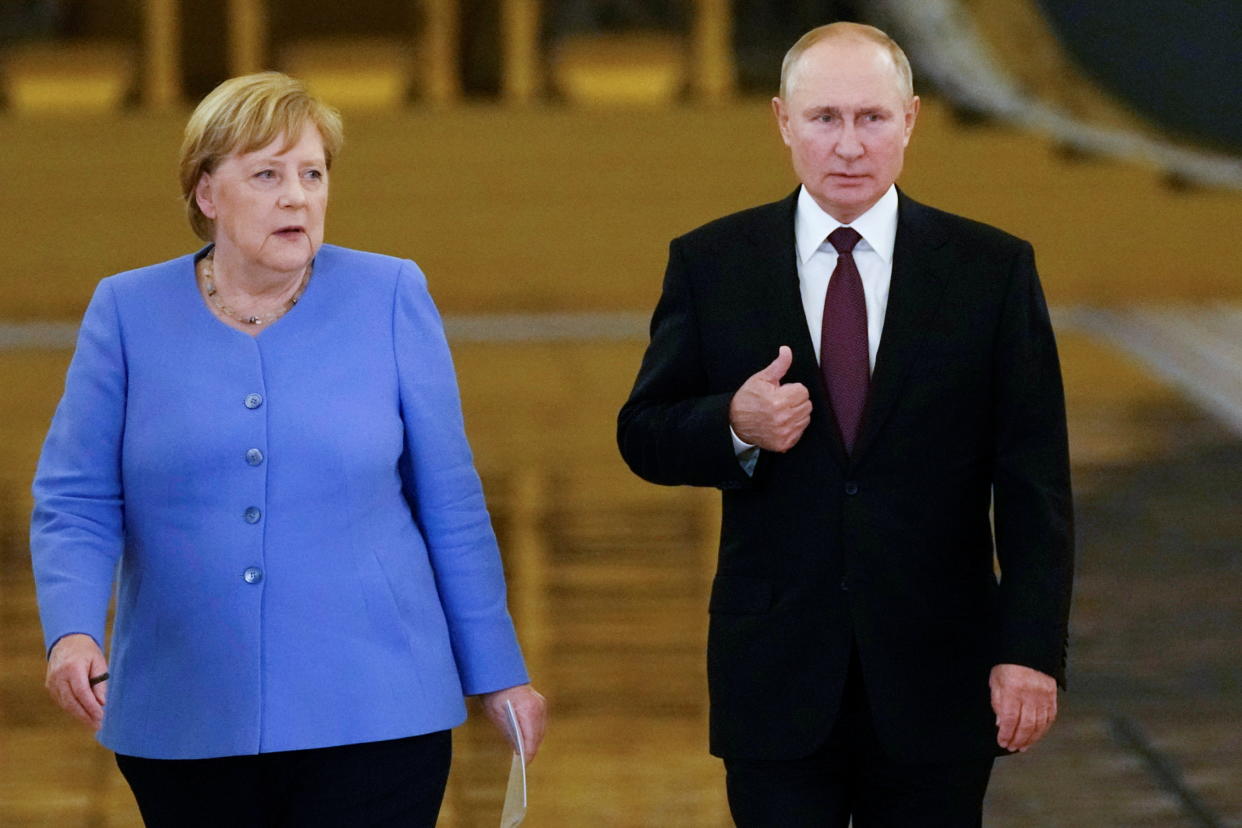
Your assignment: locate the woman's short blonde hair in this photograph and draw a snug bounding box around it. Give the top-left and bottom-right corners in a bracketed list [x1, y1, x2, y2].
[179, 72, 344, 241]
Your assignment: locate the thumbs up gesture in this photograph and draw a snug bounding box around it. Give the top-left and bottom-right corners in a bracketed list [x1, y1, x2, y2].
[729, 346, 812, 453]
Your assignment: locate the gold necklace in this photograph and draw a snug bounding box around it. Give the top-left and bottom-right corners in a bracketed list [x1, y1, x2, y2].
[200, 252, 312, 326]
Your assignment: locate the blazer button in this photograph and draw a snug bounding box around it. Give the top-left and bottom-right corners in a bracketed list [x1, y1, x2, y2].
[245, 448, 264, 466]
[244, 393, 264, 410]
[244, 507, 262, 524]
[844, 482, 859, 495]
[840, 577, 850, 592]
[243, 566, 263, 584]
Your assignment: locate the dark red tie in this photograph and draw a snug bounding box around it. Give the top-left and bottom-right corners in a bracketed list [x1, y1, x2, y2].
[821, 227, 869, 453]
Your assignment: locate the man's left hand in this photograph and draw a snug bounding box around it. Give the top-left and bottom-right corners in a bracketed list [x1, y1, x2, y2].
[990, 663, 1057, 752]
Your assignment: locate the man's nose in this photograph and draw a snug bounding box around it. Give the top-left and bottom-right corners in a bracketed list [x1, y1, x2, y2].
[834, 123, 864, 160]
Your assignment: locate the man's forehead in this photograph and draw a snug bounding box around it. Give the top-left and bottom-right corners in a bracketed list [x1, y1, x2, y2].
[788, 46, 906, 104]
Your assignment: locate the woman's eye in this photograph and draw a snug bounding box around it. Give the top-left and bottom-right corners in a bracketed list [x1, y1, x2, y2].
[255, 170, 275, 179]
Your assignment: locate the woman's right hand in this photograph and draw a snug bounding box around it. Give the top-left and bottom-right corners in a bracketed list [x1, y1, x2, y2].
[46, 633, 109, 730]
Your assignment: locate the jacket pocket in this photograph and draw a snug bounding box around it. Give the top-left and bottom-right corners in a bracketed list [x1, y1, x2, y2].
[708, 575, 772, 615]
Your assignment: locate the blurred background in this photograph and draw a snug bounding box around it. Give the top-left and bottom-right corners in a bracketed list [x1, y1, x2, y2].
[0, 0, 1240, 825]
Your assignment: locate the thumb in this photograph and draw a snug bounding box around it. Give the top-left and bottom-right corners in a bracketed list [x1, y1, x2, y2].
[755, 346, 793, 384]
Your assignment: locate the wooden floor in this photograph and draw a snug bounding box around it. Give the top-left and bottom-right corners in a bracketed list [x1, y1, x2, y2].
[2, 102, 1241, 825]
[3, 331, 1242, 826]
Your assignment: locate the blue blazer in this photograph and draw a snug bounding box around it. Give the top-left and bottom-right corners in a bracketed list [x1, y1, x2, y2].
[31, 244, 529, 759]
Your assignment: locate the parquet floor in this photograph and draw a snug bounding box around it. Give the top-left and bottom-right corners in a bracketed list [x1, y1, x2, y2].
[3, 331, 1241, 826]
[2, 99, 1241, 825]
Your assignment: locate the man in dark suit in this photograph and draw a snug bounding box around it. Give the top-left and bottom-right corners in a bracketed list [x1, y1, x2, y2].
[617, 22, 1073, 826]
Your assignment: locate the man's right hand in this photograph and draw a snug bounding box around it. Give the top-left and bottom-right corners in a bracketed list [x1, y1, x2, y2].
[729, 346, 812, 452]
[46, 633, 108, 730]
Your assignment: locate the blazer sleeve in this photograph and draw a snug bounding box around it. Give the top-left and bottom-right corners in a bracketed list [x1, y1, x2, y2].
[617, 237, 753, 489]
[391, 260, 529, 695]
[990, 241, 1075, 686]
[30, 279, 127, 656]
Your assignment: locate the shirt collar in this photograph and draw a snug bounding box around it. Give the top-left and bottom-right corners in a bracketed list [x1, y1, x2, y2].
[795, 184, 899, 266]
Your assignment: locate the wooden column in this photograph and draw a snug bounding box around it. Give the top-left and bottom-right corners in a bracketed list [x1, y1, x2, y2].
[691, 0, 735, 103]
[420, 0, 461, 104]
[142, 0, 181, 110]
[227, 0, 269, 76]
[500, 0, 540, 104]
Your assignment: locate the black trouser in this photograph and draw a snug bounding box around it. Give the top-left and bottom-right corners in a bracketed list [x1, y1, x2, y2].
[724, 653, 994, 827]
[116, 730, 451, 828]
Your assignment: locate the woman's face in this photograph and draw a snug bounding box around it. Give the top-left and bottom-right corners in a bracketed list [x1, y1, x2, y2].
[195, 122, 328, 275]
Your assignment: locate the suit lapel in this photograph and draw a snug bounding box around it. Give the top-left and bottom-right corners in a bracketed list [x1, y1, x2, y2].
[749, 189, 850, 469]
[850, 193, 952, 465]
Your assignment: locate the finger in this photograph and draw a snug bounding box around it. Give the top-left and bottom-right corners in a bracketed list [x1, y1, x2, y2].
[1027, 710, 1052, 749]
[54, 680, 97, 728]
[754, 346, 793, 384]
[778, 382, 810, 405]
[1010, 702, 1039, 751]
[67, 672, 104, 727]
[520, 715, 541, 761]
[91, 676, 108, 707]
[992, 695, 1019, 748]
[521, 702, 547, 762]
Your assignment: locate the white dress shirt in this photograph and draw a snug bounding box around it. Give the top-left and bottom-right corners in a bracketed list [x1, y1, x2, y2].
[731, 184, 900, 467]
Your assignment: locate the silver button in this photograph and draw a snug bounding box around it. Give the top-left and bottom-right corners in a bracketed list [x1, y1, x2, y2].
[244, 393, 263, 409]
[245, 448, 264, 466]
[244, 507, 262, 524]
[243, 566, 263, 584]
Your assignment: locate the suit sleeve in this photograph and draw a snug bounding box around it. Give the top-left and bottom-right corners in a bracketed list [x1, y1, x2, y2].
[617, 238, 753, 489]
[392, 260, 529, 695]
[31, 279, 127, 656]
[991, 242, 1074, 686]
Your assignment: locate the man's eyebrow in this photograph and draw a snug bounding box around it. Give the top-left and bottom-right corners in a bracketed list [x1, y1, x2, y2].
[804, 104, 893, 116]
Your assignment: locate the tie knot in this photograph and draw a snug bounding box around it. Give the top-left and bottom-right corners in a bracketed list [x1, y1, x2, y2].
[828, 226, 862, 254]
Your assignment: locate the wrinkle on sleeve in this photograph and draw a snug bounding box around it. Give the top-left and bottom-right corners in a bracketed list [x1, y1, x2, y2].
[391, 260, 529, 694]
[31, 278, 128, 655]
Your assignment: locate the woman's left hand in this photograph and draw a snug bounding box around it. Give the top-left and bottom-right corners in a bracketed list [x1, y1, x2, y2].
[480, 683, 547, 763]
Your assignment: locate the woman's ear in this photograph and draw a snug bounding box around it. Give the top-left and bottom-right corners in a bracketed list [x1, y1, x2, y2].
[195, 174, 217, 220]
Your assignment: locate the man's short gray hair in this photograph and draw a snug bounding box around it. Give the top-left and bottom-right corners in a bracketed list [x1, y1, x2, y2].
[779, 22, 914, 100]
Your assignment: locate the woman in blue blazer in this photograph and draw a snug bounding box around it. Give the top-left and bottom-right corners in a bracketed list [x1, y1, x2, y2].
[31, 72, 546, 827]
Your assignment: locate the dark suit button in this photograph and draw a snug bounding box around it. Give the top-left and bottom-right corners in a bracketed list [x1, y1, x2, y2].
[844, 482, 859, 495]
[245, 448, 264, 466]
[244, 393, 263, 409]
[840, 577, 850, 592]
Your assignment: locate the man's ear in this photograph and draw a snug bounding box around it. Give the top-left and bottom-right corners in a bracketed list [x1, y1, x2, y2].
[902, 95, 921, 146]
[772, 97, 792, 147]
[195, 174, 217, 220]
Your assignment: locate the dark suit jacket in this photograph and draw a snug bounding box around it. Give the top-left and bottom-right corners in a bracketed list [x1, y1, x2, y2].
[617, 189, 1074, 764]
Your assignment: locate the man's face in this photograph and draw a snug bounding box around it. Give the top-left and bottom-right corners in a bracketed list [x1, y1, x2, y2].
[773, 38, 919, 224]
